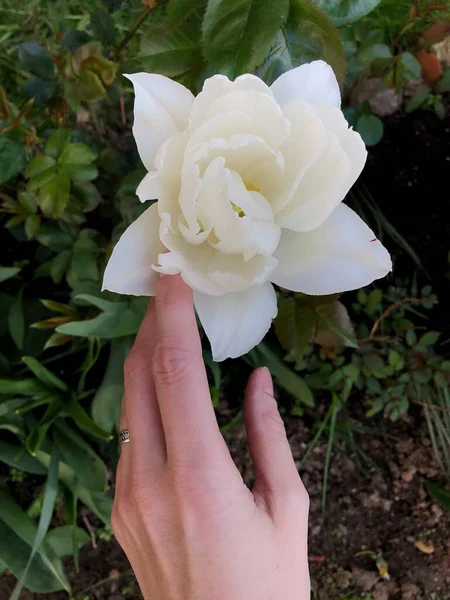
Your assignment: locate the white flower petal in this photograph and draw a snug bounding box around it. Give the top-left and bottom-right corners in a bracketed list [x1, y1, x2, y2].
[316, 104, 367, 193]
[276, 131, 351, 232]
[271, 203, 392, 295]
[271, 60, 341, 108]
[194, 282, 277, 361]
[125, 73, 192, 170]
[190, 74, 274, 129]
[272, 99, 327, 214]
[102, 202, 164, 296]
[136, 171, 161, 202]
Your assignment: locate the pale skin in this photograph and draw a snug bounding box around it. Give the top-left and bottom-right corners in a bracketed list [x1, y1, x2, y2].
[112, 274, 311, 600]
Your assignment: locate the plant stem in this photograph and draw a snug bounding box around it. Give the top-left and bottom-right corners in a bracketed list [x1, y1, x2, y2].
[118, 1, 160, 52]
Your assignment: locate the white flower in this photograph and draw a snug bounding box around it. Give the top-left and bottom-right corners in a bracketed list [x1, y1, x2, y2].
[103, 61, 391, 361]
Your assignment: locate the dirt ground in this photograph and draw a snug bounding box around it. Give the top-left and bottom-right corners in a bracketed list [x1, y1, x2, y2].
[2, 406, 449, 600]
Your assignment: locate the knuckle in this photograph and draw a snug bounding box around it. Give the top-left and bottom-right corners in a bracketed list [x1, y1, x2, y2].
[152, 340, 191, 386]
[123, 347, 149, 384]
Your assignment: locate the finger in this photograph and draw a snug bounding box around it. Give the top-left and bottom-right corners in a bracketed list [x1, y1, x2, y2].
[123, 299, 166, 478]
[244, 368, 307, 516]
[152, 275, 231, 468]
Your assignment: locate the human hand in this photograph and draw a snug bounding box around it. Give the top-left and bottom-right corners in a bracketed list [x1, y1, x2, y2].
[112, 274, 310, 600]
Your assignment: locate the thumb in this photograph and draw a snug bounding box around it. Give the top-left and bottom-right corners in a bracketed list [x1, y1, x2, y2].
[244, 367, 307, 517]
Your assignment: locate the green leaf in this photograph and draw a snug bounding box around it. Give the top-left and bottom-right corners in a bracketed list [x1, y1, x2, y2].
[203, 0, 289, 76]
[0, 378, 49, 396]
[61, 163, 98, 181]
[57, 296, 147, 339]
[22, 357, 68, 392]
[92, 338, 130, 432]
[400, 51, 421, 80]
[167, 0, 206, 28]
[90, 9, 116, 46]
[246, 342, 314, 407]
[53, 422, 108, 491]
[10, 448, 60, 600]
[0, 266, 21, 284]
[46, 129, 71, 159]
[434, 100, 446, 120]
[0, 488, 70, 594]
[59, 143, 98, 165]
[28, 168, 57, 191]
[0, 137, 28, 185]
[140, 17, 203, 89]
[25, 214, 41, 239]
[45, 526, 89, 558]
[355, 113, 383, 146]
[9, 289, 25, 350]
[24, 79, 55, 104]
[25, 155, 56, 179]
[26, 398, 64, 455]
[358, 43, 391, 66]
[66, 398, 113, 441]
[18, 43, 54, 80]
[315, 300, 358, 348]
[425, 481, 450, 511]
[419, 331, 440, 347]
[437, 68, 450, 93]
[259, 0, 346, 86]
[312, 0, 382, 26]
[0, 440, 47, 474]
[35, 450, 113, 524]
[39, 173, 71, 218]
[405, 86, 431, 113]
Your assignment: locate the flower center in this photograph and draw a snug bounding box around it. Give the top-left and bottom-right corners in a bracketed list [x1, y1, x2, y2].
[231, 202, 245, 217]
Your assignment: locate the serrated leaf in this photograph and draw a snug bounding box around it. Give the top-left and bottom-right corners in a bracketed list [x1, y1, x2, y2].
[259, 0, 346, 86]
[167, 0, 206, 28]
[59, 143, 97, 165]
[312, 0, 382, 26]
[25, 155, 56, 179]
[39, 173, 71, 218]
[46, 129, 71, 159]
[203, 0, 289, 76]
[140, 16, 203, 90]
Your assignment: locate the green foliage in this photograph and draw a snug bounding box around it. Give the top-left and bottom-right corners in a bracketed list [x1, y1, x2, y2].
[0, 0, 448, 594]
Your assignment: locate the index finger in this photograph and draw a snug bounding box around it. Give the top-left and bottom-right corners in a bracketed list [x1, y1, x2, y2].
[152, 274, 230, 468]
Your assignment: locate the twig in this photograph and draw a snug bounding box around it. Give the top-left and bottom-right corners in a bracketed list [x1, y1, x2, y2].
[118, 1, 160, 52]
[358, 335, 393, 345]
[414, 400, 450, 413]
[82, 514, 97, 549]
[369, 297, 438, 340]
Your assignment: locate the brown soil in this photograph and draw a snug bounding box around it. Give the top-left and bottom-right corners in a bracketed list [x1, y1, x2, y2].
[2, 408, 449, 600]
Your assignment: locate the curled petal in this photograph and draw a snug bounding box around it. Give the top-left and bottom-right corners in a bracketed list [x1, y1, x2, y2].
[271, 60, 341, 109]
[136, 171, 161, 202]
[194, 283, 277, 361]
[102, 202, 164, 296]
[271, 204, 392, 295]
[125, 73, 193, 170]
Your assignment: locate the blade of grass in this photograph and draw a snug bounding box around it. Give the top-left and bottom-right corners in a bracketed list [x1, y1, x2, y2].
[10, 447, 63, 600]
[322, 394, 339, 512]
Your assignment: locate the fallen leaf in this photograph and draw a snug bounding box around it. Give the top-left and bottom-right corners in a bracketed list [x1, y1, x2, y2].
[415, 540, 435, 554]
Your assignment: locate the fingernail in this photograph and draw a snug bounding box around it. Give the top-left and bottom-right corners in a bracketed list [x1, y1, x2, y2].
[260, 366, 273, 395]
